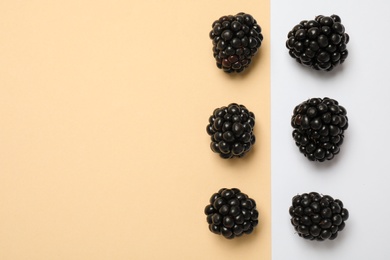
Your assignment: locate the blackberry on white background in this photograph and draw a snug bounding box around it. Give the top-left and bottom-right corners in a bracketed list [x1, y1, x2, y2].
[286, 15, 349, 71]
[206, 103, 256, 159]
[289, 192, 349, 241]
[204, 188, 259, 239]
[291, 97, 348, 162]
[209, 12, 263, 73]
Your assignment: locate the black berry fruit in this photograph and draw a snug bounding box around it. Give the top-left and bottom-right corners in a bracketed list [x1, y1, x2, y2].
[206, 103, 256, 159]
[291, 97, 348, 162]
[209, 12, 263, 73]
[289, 192, 349, 241]
[286, 15, 349, 71]
[205, 188, 259, 239]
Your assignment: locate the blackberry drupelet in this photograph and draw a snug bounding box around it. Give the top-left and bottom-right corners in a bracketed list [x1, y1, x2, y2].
[209, 12, 263, 73]
[286, 15, 349, 71]
[204, 188, 259, 239]
[289, 192, 349, 241]
[291, 97, 348, 162]
[206, 103, 256, 159]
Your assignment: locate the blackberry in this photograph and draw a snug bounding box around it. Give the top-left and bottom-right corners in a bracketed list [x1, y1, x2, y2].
[206, 103, 256, 159]
[204, 188, 259, 239]
[209, 12, 263, 73]
[286, 15, 349, 71]
[291, 97, 348, 162]
[289, 192, 349, 241]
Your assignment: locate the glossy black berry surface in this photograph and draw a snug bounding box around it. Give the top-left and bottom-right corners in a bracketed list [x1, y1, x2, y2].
[209, 12, 263, 73]
[286, 15, 349, 71]
[289, 192, 349, 241]
[205, 188, 259, 239]
[291, 97, 348, 162]
[207, 103, 256, 159]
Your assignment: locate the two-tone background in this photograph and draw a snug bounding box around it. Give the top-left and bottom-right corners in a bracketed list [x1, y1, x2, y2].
[1, 0, 389, 259]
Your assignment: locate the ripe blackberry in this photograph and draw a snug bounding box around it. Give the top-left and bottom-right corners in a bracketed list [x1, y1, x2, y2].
[204, 188, 259, 239]
[209, 12, 263, 73]
[291, 97, 348, 162]
[289, 192, 349, 241]
[286, 15, 349, 71]
[206, 103, 256, 159]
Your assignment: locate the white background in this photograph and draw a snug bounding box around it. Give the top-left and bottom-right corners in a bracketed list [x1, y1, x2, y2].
[271, 1, 390, 259]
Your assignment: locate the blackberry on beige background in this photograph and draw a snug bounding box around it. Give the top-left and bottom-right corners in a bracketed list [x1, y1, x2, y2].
[291, 97, 348, 162]
[207, 103, 256, 159]
[286, 15, 349, 71]
[209, 12, 263, 73]
[289, 192, 349, 241]
[204, 188, 259, 239]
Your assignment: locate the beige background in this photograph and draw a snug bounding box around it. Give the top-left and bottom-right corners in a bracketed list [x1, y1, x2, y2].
[0, 1, 270, 259]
